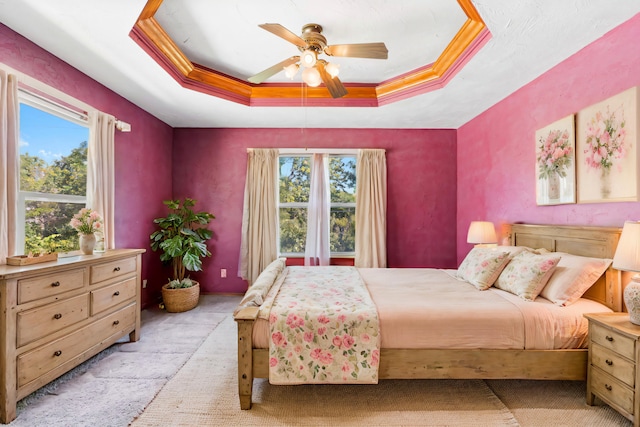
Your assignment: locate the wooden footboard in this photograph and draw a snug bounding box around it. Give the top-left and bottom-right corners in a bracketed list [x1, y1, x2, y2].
[235, 345, 587, 409]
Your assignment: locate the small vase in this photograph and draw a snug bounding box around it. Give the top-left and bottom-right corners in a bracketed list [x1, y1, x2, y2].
[600, 167, 611, 199]
[624, 280, 640, 325]
[548, 173, 560, 200]
[79, 233, 96, 255]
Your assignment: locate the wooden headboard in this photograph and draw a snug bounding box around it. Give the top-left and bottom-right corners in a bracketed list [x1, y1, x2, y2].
[506, 224, 622, 312]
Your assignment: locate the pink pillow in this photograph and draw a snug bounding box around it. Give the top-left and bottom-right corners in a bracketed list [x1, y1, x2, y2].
[457, 247, 511, 290]
[540, 253, 612, 306]
[494, 251, 561, 301]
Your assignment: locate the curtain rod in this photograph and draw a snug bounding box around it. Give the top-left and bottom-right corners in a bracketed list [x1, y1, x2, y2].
[3, 62, 131, 132]
[247, 148, 384, 154]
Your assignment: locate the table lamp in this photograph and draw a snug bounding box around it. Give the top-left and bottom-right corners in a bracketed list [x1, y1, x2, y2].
[613, 221, 640, 325]
[467, 221, 497, 248]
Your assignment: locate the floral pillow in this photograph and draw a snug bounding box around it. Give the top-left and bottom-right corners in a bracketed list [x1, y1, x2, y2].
[457, 247, 511, 290]
[494, 251, 561, 301]
[495, 246, 535, 258]
[540, 253, 612, 306]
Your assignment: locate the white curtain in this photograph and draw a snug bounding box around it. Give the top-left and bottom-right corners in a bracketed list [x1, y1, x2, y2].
[304, 153, 330, 266]
[355, 149, 387, 268]
[238, 149, 279, 284]
[87, 111, 116, 250]
[0, 71, 19, 264]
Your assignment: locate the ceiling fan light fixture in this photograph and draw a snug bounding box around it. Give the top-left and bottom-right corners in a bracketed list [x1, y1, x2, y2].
[300, 49, 317, 68]
[302, 67, 322, 87]
[284, 63, 300, 79]
[325, 62, 340, 78]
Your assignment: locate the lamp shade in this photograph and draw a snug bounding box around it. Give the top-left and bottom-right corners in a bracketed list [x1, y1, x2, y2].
[467, 221, 497, 244]
[613, 221, 640, 272]
[325, 62, 340, 78]
[300, 50, 317, 68]
[283, 63, 299, 79]
[302, 67, 322, 87]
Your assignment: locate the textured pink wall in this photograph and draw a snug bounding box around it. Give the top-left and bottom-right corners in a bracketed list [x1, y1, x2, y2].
[457, 14, 640, 263]
[172, 128, 457, 294]
[1, 23, 174, 308]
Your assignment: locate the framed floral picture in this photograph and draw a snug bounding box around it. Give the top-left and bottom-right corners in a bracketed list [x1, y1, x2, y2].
[535, 114, 576, 205]
[576, 86, 640, 203]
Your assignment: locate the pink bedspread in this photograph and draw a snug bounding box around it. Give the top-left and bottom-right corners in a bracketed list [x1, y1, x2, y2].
[268, 266, 380, 385]
[360, 268, 611, 349]
[254, 267, 612, 351]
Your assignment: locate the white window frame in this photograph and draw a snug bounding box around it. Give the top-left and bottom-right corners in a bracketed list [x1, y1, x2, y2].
[16, 89, 89, 254]
[278, 149, 357, 258]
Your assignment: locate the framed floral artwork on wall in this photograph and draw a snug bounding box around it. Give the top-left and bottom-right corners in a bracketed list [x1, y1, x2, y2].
[576, 86, 639, 203]
[535, 114, 576, 205]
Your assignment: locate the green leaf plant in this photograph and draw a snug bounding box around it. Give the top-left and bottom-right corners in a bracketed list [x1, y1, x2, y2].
[150, 198, 215, 289]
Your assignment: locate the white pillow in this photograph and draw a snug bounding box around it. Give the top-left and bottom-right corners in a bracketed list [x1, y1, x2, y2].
[494, 251, 561, 301]
[540, 253, 612, 306]
[457, 247, 511, 290]
[237, 257, 286, 309]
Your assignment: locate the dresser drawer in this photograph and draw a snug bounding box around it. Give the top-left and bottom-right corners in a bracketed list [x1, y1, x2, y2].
[91, 257, 136, 284]
[17, 302, 137, 388]
[17, 294, 89, 347]
[591, 343, 635, 387]
[591, 367, 635, 415]
[591, 323, 635, 360]
[18, 268, 86, 304]
[91, 277, 137, 315]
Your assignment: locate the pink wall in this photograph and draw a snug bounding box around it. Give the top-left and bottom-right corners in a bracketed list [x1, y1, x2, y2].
[457, 13, 640, 263]
[172, 128, 457, 294]
[1, 23, 174, 308]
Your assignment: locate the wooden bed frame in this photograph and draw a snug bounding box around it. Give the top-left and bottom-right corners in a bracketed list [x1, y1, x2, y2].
[234, 223, 622, 409]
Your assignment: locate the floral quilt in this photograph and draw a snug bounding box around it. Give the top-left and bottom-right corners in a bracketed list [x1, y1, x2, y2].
[268, 266, 380, 385]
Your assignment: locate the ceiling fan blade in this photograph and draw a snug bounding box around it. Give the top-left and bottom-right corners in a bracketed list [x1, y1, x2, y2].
[316, 62, 348, 99]
[258, 23, 307, 49]
[248, 56, 299, 84]
[325, 42, 388, 59]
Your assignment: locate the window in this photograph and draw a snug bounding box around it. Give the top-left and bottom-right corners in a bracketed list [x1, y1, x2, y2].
[278, 154, 356, 257]
[17, 92, 89, 254]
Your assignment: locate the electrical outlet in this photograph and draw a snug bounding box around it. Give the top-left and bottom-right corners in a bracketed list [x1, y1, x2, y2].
[142, 279, 147, 288]
[221, 269, 227, 278]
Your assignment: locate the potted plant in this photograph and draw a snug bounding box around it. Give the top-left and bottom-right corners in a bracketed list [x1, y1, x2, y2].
[150, 198, 215, 312]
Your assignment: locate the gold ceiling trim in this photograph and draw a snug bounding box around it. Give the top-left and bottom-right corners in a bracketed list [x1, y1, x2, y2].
[131, 0, 489, 107]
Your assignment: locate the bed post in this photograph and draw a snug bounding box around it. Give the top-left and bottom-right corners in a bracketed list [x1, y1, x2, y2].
[234, 307, 259, 409]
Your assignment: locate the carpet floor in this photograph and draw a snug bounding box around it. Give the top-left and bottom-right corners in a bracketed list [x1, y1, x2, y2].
[10, 295, 633, 426]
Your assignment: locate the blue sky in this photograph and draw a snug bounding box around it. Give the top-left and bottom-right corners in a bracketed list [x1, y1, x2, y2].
[19, 103, 89, 164]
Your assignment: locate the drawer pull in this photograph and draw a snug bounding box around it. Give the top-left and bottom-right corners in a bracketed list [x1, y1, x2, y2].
[51, 281, 61, 287]
[606, 359, 613, 366]
[605, 384, 612, 391]
[113, 267, 121, 272]
[53, 313, 62, 320]
[606, 335, 614, 342]
[53, 350, 62, 357]
[113, 291, 120, 296]
[113, 320, 120, 326]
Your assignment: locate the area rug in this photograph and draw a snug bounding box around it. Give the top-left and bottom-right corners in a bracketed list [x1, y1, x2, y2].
[131, 316, 519, 426]
[486, 379, 630, 426]
[9, 304, 228, 427]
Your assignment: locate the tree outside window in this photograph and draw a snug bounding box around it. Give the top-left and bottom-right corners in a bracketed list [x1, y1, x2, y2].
[18, 101, 89, 254]
[278, 155, 356, 256]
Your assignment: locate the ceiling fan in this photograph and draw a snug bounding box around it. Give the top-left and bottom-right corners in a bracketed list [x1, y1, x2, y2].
[248, 23, 388, 98]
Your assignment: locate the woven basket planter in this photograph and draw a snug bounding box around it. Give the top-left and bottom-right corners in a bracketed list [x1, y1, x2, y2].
[161, 281, 200, 313]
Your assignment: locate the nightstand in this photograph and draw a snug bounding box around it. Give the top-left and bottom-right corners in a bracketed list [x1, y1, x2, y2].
[585, 312, 640, 427]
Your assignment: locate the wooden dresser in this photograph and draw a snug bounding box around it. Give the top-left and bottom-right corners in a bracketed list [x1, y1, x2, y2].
[0, 249, 144, 423]
[585, 312, 640, 427]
